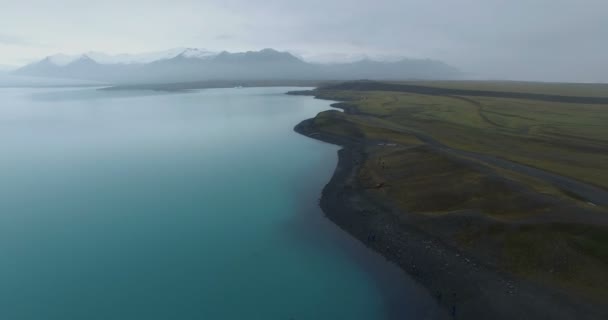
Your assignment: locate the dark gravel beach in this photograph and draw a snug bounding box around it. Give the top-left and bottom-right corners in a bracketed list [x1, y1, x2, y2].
[292, 85, 608, 319]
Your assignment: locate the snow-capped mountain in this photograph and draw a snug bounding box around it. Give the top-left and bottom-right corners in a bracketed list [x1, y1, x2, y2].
[38, 48, 212, 66]
[14, 48, 462, 84]
[176, 48, 216, 59]
[87, 48, 206, 64]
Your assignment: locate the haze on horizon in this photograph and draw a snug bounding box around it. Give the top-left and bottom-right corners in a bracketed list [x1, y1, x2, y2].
[1, 0, 606, 82]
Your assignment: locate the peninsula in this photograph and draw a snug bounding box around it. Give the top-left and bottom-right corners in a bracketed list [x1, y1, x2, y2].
[291, 80, 608, 319]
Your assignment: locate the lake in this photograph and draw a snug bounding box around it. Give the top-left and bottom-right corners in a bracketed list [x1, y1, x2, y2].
[0, 87, 440, 319]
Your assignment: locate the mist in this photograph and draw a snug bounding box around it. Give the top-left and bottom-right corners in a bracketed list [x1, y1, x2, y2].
[1, 0, 606, 82]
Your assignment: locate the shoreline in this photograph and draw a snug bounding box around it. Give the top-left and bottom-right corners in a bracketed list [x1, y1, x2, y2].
[294, 98, 607, 319]
[287, 153, 447, 320]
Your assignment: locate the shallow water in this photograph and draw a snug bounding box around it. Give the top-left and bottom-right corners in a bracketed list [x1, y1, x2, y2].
[0, 87, 440, 319]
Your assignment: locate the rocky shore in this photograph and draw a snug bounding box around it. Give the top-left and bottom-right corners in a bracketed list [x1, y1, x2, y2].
[293, 99, 608, 319]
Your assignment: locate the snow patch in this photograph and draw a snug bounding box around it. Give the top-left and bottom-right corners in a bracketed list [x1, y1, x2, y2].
[86, 48, 189, 64]
[178, 48, 216, 59]
[42, 48, 209, 66]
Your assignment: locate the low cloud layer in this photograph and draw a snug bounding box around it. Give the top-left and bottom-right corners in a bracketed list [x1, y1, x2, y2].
[1, 0, 606, 82]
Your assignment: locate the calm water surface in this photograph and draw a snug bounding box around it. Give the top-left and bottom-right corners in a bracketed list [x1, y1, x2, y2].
[0, 87, 441, 319]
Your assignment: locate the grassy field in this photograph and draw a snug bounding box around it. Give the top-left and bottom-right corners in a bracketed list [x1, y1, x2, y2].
[298, 81, 608, 301]
[315, 88, 608, 189]
[400, 80, 608, 98]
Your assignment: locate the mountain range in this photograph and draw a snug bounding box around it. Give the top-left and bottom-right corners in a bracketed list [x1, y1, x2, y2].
[13, 48, 462, 84]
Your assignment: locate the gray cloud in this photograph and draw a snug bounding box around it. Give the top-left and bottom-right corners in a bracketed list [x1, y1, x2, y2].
[1, 0, 606, 82]
[214, 34, 236, 41]
[0, 34, 36, 46]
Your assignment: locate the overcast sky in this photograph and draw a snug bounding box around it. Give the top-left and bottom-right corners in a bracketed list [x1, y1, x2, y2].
[1, 0, 606, 82]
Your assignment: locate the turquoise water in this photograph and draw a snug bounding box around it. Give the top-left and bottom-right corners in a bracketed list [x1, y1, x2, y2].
[0, 87, 439, 319]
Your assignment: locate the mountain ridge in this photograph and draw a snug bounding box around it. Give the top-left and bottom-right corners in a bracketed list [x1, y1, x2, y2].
[14, 48, 463, 84]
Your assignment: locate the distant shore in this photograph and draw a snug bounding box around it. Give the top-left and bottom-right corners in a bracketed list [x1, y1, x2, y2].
[101, 80, 331, 92]
[291, 87, 608, 319]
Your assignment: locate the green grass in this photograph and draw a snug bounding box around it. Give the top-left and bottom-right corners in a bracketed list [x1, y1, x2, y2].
[399, 80, 608, 98]
[359, 146, 550, 218]
[494, 224, 607, 301]
[316, 89, 608, 189]
[305, 81, 608, 301]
